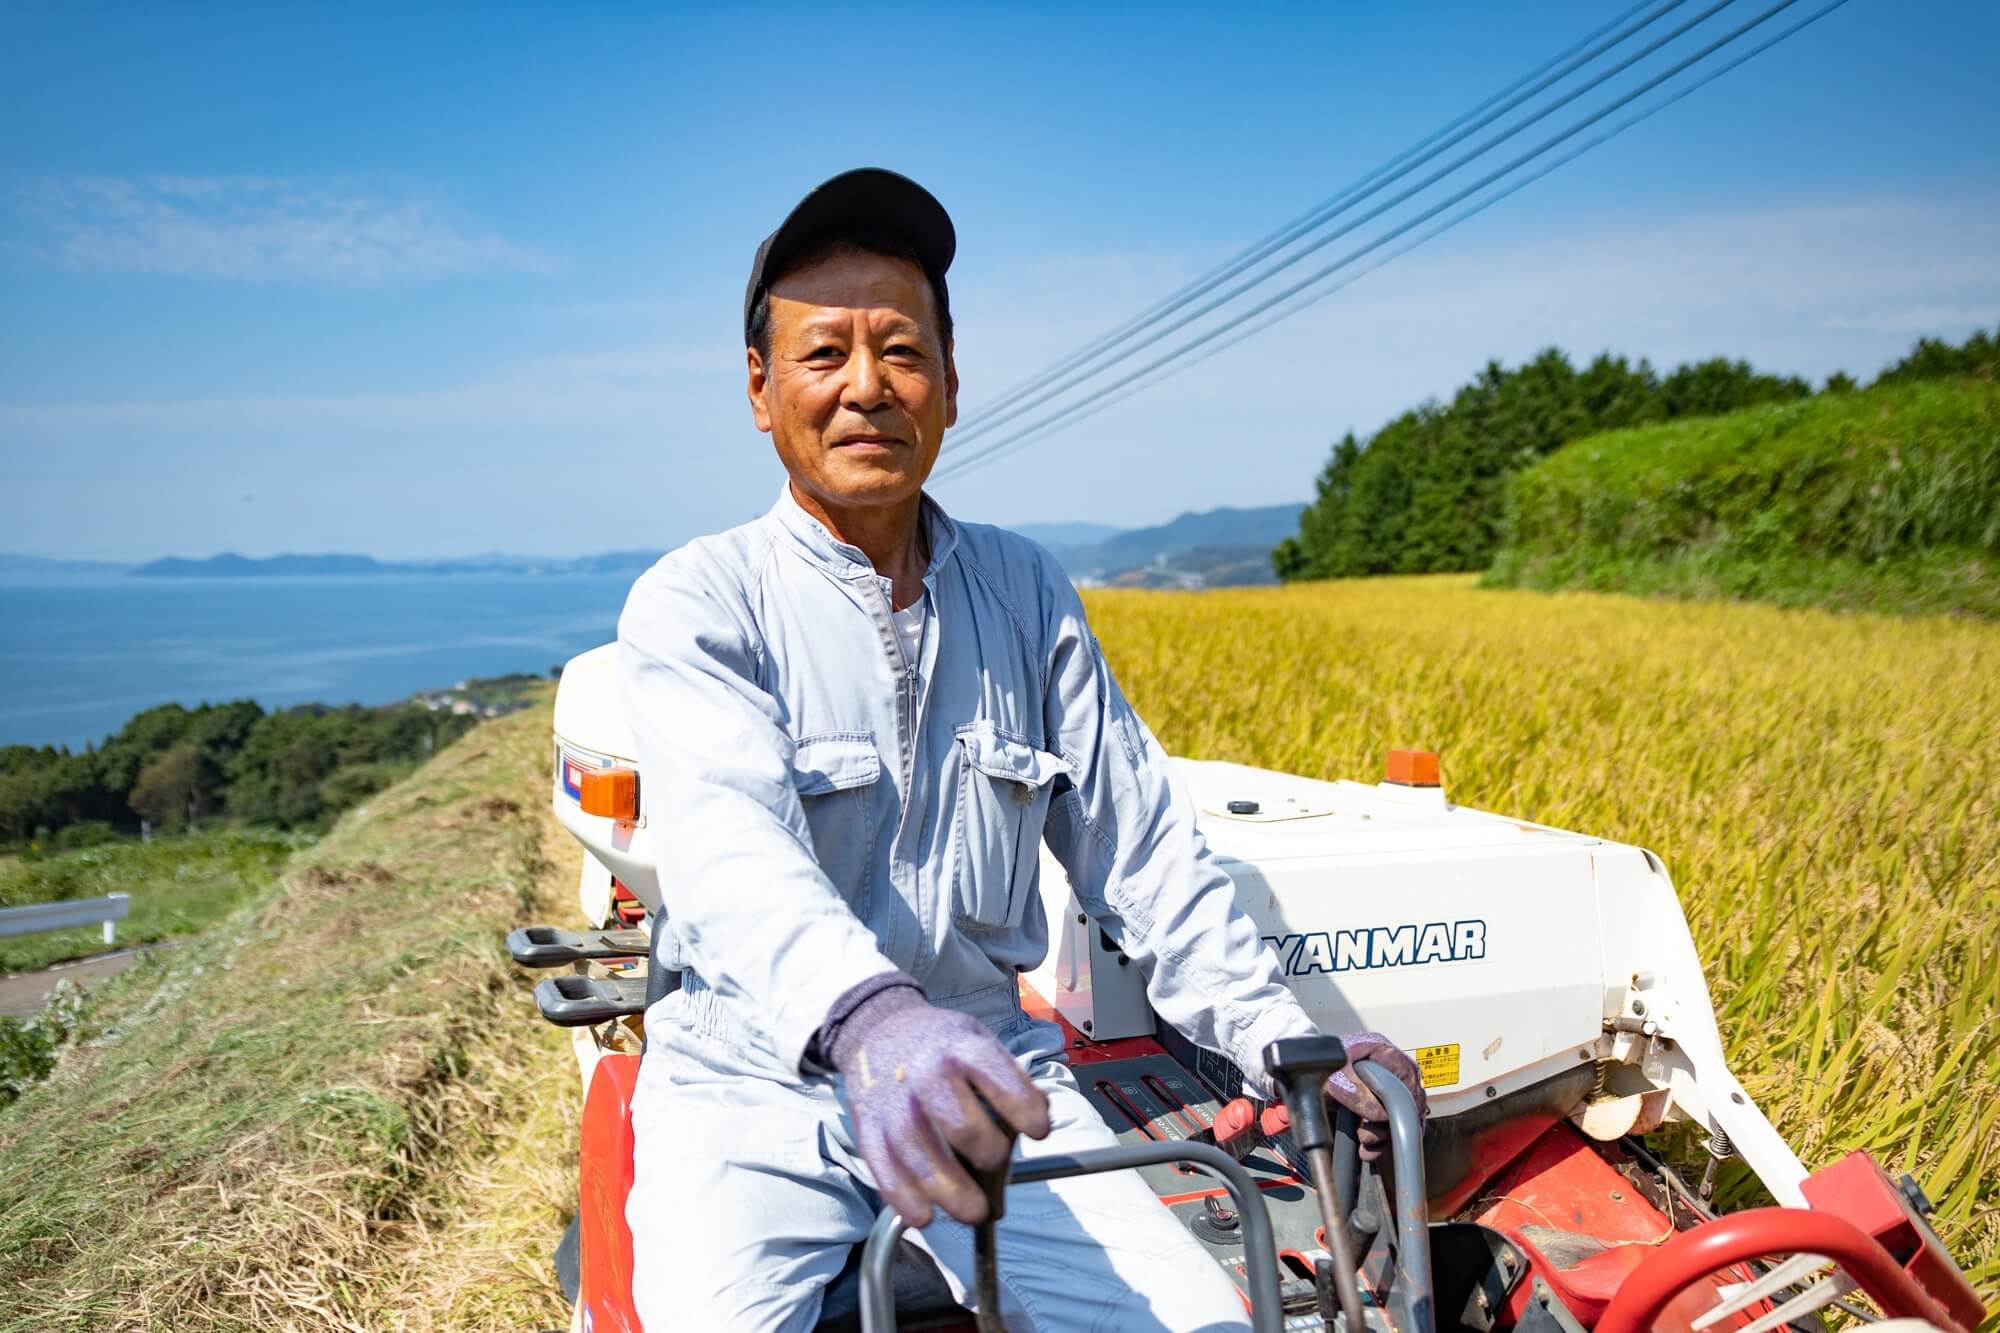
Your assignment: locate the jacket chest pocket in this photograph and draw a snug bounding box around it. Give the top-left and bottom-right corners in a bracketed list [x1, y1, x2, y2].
[951, 726, 1068, 931]
[790, 732, 880, 899]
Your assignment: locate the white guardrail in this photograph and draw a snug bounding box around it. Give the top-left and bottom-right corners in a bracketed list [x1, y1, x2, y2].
[0, 893, 130, 946]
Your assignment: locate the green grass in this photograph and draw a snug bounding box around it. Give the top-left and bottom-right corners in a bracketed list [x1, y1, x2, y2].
[0, 709, 571, 1331]
[0, 829, 308, 974]
[1486, 379, 2000, 616]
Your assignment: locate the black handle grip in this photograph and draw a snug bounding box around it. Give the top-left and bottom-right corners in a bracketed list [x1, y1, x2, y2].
[533, 974, 649, 1027]
[1262, 1034, 1348, 1151]
[507, 924, 651, 967]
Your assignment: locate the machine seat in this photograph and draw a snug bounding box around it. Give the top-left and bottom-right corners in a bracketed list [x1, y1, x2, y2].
[815, 1238, 969, 1331]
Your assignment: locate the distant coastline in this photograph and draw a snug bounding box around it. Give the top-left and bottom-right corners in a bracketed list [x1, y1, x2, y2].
[132, 551, 667, 578]
[0, 551, 663, 579]
[2, 502, 1306, 588]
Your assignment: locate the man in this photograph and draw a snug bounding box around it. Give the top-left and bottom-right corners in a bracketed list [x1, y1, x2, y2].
[618, 168, 1425, 1331]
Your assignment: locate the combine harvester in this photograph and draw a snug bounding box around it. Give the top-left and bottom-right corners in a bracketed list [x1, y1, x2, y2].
[510, 645, 1986, 1333]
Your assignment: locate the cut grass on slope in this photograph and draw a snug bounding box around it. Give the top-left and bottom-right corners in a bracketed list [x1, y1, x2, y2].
[0, 704, 576, 1332]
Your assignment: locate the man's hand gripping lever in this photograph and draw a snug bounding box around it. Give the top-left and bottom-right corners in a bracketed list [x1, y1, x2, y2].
[825, 982, 1050, 1231]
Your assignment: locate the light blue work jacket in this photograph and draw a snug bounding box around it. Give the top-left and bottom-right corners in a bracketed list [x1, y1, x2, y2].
[617, 485, 1312, 1088]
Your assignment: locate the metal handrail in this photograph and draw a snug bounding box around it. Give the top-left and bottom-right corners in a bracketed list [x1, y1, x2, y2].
[858, 1139, 1285, 1333]
[1355, 1063, 1435, 1333]
[1595, 1208, 1954, 1333]
[0, 893, 129, 945]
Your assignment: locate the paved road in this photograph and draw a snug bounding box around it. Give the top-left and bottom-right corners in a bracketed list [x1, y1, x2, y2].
[0, 943, 175, 1018]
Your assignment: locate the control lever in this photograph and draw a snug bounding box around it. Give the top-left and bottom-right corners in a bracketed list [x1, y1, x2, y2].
[861, 1138, 1284, 1333]
[1265, 1035, 1370, 1333]
[959, 1096, 1018, 1333]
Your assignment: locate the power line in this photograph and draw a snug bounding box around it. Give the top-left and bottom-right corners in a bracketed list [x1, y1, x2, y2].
[943, 0, 1742, 454]
[932, 0, 1849, 487]
[947, 0, 1678, 441]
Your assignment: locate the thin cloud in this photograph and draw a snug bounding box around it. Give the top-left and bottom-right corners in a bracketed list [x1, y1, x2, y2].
[0, 340, 734, 435]
[17, 175, 558, 283]
[5, 193, 1994, 458]
[1819, 305, 2000, 335]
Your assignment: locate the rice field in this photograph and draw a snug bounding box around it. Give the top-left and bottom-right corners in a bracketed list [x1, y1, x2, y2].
[1088, 574, 1999, 1308]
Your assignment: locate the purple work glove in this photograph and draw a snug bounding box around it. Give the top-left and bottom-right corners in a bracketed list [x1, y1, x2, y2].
[1324, 1032, 1429, 1162]
[823, 980, 1051, 1228]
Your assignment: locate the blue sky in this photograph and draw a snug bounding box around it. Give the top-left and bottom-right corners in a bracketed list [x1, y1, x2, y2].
[4, 1, 1997, 561]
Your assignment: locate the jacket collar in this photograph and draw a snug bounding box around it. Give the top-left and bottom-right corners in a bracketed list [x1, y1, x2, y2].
[771, 481, 959, 584]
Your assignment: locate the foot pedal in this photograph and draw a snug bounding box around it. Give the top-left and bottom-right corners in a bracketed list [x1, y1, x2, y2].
[534, 974, 649, 1027]
[507, 925, 650, 967]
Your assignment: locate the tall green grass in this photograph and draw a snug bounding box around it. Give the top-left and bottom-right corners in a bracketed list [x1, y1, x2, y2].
[0, 830, 307, 974]
[1486, 380, 2000, 616]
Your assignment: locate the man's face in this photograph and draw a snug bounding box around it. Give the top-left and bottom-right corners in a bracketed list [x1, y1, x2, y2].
[747, 248, 958, 514]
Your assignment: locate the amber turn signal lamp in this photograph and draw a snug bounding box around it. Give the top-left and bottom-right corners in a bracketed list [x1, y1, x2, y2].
[578, 766, 639, 819]
[1385, 749, 1440, 787]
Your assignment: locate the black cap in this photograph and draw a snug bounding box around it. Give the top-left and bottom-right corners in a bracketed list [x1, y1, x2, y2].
[743, 168, 956, 343]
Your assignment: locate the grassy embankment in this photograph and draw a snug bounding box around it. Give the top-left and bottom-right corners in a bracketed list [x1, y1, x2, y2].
[2, 579, 1994, 1326]
[1486, 379, 1999, 617]
[0, 831, 306, 975]
[0, 703, 581, 1332]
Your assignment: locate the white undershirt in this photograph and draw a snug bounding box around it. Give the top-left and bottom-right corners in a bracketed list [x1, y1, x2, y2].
[892, 593, 929, 669]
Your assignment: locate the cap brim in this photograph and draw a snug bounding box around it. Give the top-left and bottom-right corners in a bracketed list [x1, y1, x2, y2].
[745, 168, 955, 340]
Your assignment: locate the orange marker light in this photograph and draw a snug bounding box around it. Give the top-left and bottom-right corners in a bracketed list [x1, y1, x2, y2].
[578, 766, 639, 820]
[1385, 749, 1440, 787]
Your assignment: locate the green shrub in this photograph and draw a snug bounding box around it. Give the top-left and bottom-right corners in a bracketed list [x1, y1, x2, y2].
[47, 821, 119, 851]
[0, 981, 88, 1108]
[0, 830, 306, 972]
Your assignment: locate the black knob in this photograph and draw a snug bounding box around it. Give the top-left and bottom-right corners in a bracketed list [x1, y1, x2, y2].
[1263, 1034, 1349, 1153]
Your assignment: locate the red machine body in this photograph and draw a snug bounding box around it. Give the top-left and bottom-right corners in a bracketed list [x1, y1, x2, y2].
[1798, 1151, 1985, 1332]
[578, 1054, 643, 1333]
[566, 1012, 1987, 1333]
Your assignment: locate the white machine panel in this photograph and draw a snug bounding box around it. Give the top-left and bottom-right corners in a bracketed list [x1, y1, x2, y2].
[1230, 843, 1605, 1109]
[551, 644, 662, 913]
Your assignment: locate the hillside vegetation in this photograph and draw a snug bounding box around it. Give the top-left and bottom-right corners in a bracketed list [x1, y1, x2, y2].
[1273, 349, 1812, 581]
[0, 697, 479, 847]
[1487, 379, 1999, 616]
[0, 830, 303, 976]
[1276, 328, 1999, 617]
[0, 704, 577, 1331]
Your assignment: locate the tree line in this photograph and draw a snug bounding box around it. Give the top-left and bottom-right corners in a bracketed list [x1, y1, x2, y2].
[1273, 328, 1997, 581]
[0, 700, 480, 847]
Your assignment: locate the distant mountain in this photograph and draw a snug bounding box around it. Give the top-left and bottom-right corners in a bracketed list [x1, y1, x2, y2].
[137, 553, 386, 578]
[1010, 521, 1126, 550]
[131, 551, 664, 578]
[1035, 503, 1306, 588]
[0, 554, 137, 576]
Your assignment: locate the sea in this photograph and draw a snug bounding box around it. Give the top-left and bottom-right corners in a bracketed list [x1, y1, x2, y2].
[0, 572, 640, 751]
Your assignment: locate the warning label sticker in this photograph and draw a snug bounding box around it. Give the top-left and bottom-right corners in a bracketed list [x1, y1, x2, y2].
[1414, 1043, 1461, 1089]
